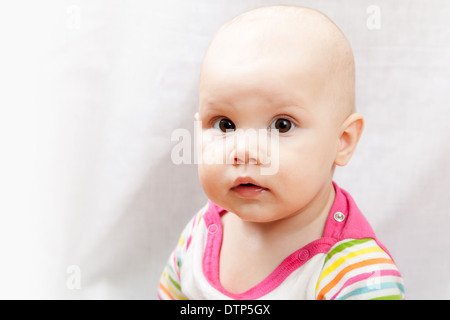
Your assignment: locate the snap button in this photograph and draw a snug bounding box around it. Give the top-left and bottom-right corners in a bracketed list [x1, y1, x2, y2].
[298, 249, 310, 261]
[207, 224, 218, 234]
[334, 211, 345, 222]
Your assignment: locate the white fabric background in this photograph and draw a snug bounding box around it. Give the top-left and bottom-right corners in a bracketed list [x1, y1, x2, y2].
[0, 0, 449, 299]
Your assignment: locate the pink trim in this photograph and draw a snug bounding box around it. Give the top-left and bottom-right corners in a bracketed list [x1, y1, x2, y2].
[201, 182, 383, 300]
[322, 182, 376, 240]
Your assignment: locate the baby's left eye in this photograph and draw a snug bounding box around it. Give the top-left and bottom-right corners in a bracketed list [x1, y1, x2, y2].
[269, 118, 295, 133]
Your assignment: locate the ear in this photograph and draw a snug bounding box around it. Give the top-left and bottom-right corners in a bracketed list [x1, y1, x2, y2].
[335, 113, 364, 167]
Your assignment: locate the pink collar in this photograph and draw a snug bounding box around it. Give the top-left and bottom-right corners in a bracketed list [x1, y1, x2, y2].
[202, 182, 379, 299]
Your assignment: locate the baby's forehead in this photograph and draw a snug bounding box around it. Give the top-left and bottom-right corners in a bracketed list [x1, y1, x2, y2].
[199, 67, 317, 121]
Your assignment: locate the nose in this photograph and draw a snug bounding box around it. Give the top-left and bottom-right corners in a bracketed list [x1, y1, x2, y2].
[228, 129, 261, 165]
[233, 150, 260, 165]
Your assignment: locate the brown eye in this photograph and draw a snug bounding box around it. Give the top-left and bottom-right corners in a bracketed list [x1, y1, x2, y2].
[270, 118, 294, 133]
[213, 118, 236, 132]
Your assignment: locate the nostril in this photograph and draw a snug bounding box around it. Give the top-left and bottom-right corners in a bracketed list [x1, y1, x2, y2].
[233, 155, 259, 165]
[233, 156, 244, 165]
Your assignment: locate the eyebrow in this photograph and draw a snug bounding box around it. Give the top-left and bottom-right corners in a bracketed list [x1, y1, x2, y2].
[199, 101, 228, 116]
[275, 104, 308, 114]
[199, 102, 309, 122]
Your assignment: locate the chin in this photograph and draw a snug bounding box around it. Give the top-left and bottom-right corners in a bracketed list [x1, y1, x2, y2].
[228, 201, 281, 223]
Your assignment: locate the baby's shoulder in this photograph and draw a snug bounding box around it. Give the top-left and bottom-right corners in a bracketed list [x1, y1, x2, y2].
[323, 238, 391, 266]
[315, 238, 405, 300]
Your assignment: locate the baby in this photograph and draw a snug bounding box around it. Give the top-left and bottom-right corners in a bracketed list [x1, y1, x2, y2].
[158, 5, 405, 300]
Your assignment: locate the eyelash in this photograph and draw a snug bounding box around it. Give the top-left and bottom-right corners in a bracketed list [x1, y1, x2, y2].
[210, 115, 298, 133]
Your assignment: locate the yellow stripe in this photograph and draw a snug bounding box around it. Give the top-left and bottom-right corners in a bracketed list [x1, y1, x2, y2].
[178, 235, 185, 247]
[316, 246, 384, 291]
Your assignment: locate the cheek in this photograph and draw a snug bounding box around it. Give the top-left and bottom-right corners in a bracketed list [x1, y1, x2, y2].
[276, 133, 337, 180]
[197, 130, 228, 192]
[198, 163, 215, 190]
[199, 130, 234, 165]
[198, 163, 225, 201]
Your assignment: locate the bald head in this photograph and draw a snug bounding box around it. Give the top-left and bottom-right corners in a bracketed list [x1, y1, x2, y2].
[200, 5, 356, 120]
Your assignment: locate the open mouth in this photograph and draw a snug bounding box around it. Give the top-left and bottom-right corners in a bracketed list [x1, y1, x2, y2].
[231, 177, 268, 198]
[239, 183, 259, 187]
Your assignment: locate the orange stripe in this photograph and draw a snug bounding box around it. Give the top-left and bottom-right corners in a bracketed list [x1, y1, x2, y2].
[316, 258, 394, 300]
[158, 282, 175, 300]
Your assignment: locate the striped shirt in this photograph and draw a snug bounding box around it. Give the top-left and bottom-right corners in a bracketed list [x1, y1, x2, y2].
[158, 182, 405, 300]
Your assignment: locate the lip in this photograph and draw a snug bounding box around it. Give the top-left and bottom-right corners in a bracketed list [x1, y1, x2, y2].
[231, 177, 268, 198]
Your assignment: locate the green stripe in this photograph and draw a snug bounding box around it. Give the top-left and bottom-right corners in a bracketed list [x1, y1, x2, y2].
[324, 238, 373, 265]
[371, 294, 403, 300]
[168, 274, 181, 291]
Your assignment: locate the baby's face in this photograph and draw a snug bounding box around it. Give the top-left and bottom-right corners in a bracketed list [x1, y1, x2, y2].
[196, 6, 357, 223]
[197, 49, 343, 223]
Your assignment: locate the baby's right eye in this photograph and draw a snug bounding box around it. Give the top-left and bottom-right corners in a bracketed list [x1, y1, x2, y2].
[213, 118, 236, 132]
